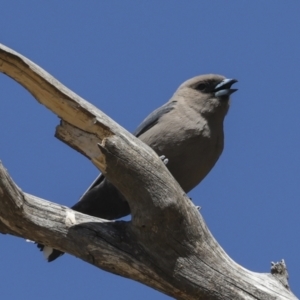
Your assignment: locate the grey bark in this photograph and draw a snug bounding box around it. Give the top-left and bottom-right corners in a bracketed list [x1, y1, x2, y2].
[0, 44, 297, 300]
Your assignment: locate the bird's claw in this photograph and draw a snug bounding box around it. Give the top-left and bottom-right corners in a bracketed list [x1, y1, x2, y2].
[160, 155, 169, 165]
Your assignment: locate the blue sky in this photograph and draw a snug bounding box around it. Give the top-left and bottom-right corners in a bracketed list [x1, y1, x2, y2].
[0, 1, 299, 299]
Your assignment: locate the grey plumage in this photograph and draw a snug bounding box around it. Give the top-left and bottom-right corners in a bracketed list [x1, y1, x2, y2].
[37, 74, 238, 261]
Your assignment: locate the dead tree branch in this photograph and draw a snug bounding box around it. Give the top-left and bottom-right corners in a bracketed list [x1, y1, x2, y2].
[0, 44, 297, 300]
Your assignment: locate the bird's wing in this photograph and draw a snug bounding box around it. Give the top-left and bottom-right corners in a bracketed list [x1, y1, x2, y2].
[133, 101, 176, 137]
[78, 101, 176, 201]
[77, 173, 105, 201]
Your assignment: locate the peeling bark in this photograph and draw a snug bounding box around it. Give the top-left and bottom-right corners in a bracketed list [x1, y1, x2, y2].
[0, 44, 297, 300]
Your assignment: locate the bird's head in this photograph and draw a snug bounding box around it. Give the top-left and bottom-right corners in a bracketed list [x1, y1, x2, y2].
[175, 74, 238, 117]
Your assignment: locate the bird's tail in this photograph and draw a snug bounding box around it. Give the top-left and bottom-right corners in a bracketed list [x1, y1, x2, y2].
[37, 243, 64, 262]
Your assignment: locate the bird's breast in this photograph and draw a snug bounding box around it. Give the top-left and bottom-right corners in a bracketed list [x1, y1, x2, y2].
[141, 119, 224, 193]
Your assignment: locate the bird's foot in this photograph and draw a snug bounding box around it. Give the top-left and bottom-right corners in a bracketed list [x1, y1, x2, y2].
[160, 155, 169, 165]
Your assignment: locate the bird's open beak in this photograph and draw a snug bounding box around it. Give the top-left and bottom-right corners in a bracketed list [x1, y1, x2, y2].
[214, 78, 238, 97]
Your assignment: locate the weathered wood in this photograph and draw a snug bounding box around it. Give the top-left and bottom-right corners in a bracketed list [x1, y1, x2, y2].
[0, 163, 177, 295]
[0, 43, 297, 300]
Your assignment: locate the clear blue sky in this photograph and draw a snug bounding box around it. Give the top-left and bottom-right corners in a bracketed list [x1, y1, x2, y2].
[1, 1, 299, 299]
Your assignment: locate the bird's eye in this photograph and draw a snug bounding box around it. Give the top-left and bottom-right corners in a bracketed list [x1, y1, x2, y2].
[195, 83, 207, 91]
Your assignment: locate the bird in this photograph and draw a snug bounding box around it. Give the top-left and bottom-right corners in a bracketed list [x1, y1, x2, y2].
[37, 74, 238, 262]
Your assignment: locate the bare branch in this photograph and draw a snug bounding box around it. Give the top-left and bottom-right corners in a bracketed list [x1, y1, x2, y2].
[0, 162, 177, 295]
[0, 43, 182, 224]
[0, 43, 297, 299]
